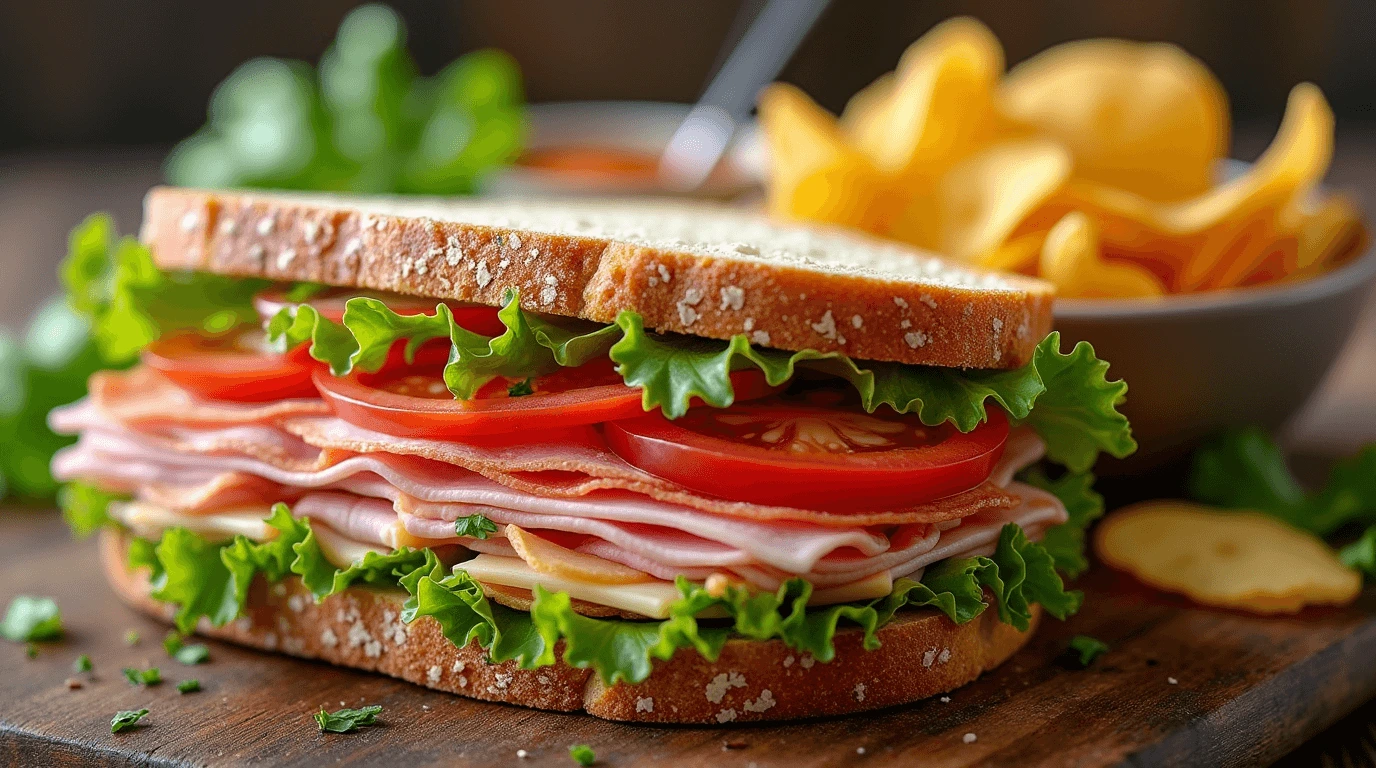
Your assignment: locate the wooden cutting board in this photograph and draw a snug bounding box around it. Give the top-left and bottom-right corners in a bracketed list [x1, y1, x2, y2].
[2, 509, 1374, 767]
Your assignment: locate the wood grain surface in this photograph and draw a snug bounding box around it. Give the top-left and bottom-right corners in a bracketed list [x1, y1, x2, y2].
[2, 509, 1375, 768]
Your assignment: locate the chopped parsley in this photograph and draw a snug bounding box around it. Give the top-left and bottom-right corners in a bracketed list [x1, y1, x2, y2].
[176, 679, 201, 694]
[507, 378, 535, 397]
[74, 654, 92, 673]
[124, 629, 140, 646]
[25, 643, 38, 659]
[1, 595, 63, 642]
[1068, 635, 1110, 667]
[454, 514, 498, 540]
[569, 744, 596, 766]
[110, 708, 149, 734]
[122, 666, 162, 687]
[164, 632, 210, 664]
[314, 704, 383, 733]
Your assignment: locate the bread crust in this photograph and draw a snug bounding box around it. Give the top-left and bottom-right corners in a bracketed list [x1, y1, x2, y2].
[101, 530, 1036, 723]
[141, 187, 1053, 369]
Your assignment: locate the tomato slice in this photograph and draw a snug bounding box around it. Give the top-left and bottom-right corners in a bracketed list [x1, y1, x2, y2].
[254, 288, 507, 336]
[313, 359, 779, 439]
[603, 400, 1009, 511]
[142, 329, 318, 402]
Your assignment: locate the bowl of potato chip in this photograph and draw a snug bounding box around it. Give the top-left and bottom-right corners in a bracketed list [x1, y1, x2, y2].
[757, 17, 1373, 465]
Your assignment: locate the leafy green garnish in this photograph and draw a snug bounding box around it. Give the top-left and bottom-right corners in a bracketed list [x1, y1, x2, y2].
[176, 644, 210, 665]
[1018, 467, 1105, 578]
[25, 644, 37, 659]
[1340, 525, 1376, 578]
[507, 378, 534, 397]
[454, 514, 498, 540]
[411, 523, 1077, 686]
[1, 596, 63, 642]
[314, 704, 383, 733]
[132, 506, 1077, 690]
[62, 213, 267, 366]
[1190, 428, 1376, 536]
[166, 5, 524, 195]
[276, 288, 1132, 469]
[1068, 635, 1109, 667]
[74, 654, 92, 673]
[124, 629, 140, 646]
[0, 299, 105, 501]
[569, 744, 596, 766]
[110, 708, 149, 733]
[58, 482, 122, 537]
[176, 679, 202, 694]
[122, 666, 162, 687]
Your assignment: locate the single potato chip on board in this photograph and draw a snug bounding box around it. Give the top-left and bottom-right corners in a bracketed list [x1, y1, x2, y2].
[1095, 501, 1362, 614]
[1000, 39, 1229, 202]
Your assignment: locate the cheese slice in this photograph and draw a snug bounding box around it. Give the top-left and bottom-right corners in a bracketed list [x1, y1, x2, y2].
[109, 501, 387, 571]
[460, 554, 686, 619]
[313, 523, 390, 568]
[506, 524, 654, 585]
[458, 555, 899, 619]
[109, 501, 274, 542]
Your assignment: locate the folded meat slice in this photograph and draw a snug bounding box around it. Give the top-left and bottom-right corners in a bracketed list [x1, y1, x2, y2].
[53, 401, 334, 472]
[85, 367, 329, 426]
[719, 482, 1069, 590]
[284, 415, 1024, 526]
[53, 421, 1019, 527]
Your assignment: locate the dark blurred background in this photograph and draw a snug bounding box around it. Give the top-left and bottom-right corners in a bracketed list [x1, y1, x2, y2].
[1, 0, 1374, 330]
[2, 0, 1375, 149]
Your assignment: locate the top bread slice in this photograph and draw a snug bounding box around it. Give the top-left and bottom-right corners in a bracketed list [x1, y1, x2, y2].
[142, 186, 1054, 369]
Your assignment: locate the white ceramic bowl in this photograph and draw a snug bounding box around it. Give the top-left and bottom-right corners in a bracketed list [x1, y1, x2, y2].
[1054, 243, 1376, 470]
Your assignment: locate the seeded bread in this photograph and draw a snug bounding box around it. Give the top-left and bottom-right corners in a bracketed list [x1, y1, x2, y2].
[101, 530, 1037, 724]
[141, 187, 1053, 369]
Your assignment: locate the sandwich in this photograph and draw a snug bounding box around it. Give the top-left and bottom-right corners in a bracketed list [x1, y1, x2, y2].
[51, 187, 1134, 723]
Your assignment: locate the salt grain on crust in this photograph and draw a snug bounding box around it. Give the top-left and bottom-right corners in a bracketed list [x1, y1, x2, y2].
[427, 665, 442, 684]
[851, 314, 864, 329]
[276, 248, 297, 270]
[811, 310, 838, 340]
[720, 285, 745, 311]
[180, 211, 200, 231]
[302, 220, 320, 244]
[444, 236, 464, 265]
[219, 218, 238, 235]
[905, 331, 930, 349]
[635, 697, 654, 714]
[963, 733, 978, 744]
[853, 683, 866, 702]
[750, 330, 771, 346]
[705, 671, 747, 703]
[475, 261, 492, 289]
[743, 690, 776, 713]
[716, 708, 738, 723]
[256, 215, 276, 236]
[507, 233, 522, 251]
[320, 628, 338, 648]
[894, 297, 909, 309]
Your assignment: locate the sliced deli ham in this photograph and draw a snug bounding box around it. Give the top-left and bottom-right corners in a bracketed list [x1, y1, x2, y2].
[84, 367, 329, 426]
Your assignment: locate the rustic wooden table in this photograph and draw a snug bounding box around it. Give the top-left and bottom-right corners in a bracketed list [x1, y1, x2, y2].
[1, 132, 1374, 766]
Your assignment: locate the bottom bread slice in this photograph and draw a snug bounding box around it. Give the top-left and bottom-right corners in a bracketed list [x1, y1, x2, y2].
[100, 530, 1038, 724]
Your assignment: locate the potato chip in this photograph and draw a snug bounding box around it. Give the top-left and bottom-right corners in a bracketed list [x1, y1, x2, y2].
[506, 524, 654, 585]
[1054, 84, 1334, 291]
[1095, 501, 1361, 614]
[1289, 192, 1367, 274]
[889, 138, 1072, 258]
[842, 17, 1011, 180]
[1000, 39, 1229, 202]
[1039, 212, 1164, 298]
[758, 83, 893, 230]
